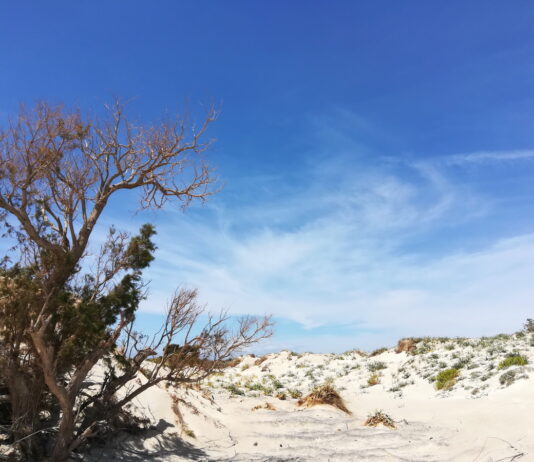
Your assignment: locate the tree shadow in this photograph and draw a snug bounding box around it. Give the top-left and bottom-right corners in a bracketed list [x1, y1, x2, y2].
[79, 419, 210, 461]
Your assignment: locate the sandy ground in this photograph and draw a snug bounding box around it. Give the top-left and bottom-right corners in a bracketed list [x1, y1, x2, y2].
[84, 334, 534, 461]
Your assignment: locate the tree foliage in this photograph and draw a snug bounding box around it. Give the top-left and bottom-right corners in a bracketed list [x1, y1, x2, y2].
[0, 101, 272, 461]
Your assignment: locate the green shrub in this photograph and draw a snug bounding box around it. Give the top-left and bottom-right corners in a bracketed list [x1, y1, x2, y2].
[370, 347, 388, 356]
[262, 387, 273, 396]
[498, 355, 528, 370]
[367, 361, 387, 372]
[224, 384, 244, 396]
[435, 368, 459, 390]
[499, 370, 518, 386]
[367, 374, 380, 386]
[245, 382, 265, 392]
[413, 343, 432, 355]
[184, 428, 196, 438]
[452, 357, 472, 369]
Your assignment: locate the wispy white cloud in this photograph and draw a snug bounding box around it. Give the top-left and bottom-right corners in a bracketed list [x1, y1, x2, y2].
[445, 149, 534, 165]
[87, 111, 534, 351]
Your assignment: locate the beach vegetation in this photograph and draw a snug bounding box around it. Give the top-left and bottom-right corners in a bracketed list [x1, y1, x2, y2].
[370, 347, 388, 356]
[364, 410, 396, 429]
[435, 368, 459, 390]
[367, 361, 387, 372]
[297, 383, 351, 414]
[498, 355, 528, 370]
[367, 374, 380, 386]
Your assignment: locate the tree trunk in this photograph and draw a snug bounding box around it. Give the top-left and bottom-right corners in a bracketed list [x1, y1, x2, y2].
[48, 405, 75, 462]
[5, 364, 46, 460]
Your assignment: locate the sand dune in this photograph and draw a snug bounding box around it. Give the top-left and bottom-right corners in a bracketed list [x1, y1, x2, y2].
[83, 333, 533, 461]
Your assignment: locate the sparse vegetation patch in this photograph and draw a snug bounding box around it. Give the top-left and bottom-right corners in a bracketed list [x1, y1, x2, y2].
[297, 383, 351, 414]
[367, 374, 380, 386]
[435, 368, 459, 390]
[367, 361, 387, 372]
[364, 410, 396, 429]
[252, 402, 276, 411]
[498, 355, 528, 370]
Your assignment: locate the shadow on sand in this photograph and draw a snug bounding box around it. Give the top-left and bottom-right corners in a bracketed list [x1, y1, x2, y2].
[79, 419, 210, 461]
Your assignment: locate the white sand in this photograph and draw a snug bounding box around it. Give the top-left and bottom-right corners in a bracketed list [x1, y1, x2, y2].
[86, 333, 534, 461]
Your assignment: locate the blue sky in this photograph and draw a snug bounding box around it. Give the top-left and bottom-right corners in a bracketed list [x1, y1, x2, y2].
[2, 2, 534, 352]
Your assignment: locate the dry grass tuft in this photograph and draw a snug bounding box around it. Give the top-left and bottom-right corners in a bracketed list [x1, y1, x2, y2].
[395, 338, 416, 354]
[367, 374, 380, 386]
[254, 355, 268, 366]
[348, 349, 368, 357]
[370, 347, 388, 357]
[364, 410, 396, 429]
[225, 357, 242, 368]
[252, 402, 276, 411]
[297, 384, 351, 415]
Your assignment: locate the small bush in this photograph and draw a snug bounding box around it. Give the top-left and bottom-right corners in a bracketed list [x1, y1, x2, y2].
[452, 357, 472, 369]
[184, 428, 196, 438]
[262, 387, 273, 396]
[498, 355, 528, 370]
[367, 361, 387, 372]
[224, 384, 244, 396]
[254, 356, 268, 366]
[413, 343, 432, 355]
[435, 368, 459, 390]
[288, 389, 302, 399]
[370, 347, 388, 356]
[367, 374, 380, 386]
[225, 358, 242, 368]
[364, 410, 396, 429]
[499, 370, 518, 387]
[297, 383, 351, 414]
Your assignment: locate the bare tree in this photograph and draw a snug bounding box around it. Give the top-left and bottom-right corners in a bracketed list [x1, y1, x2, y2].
[0, 102, 272, 461]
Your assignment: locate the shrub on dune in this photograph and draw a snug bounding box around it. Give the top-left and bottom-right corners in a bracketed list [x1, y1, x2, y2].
[498, 355, 528, 370]
[370, 347, 388, 356]
[367, 374, 380, 386]
[364, 410, 396, 429]
[297, 383, 351, 414]
[435, 368, 460, 390]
